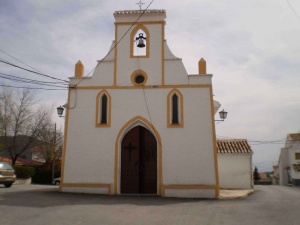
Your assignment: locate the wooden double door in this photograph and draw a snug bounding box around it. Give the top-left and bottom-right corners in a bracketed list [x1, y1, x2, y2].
[121, 126, 157, 194]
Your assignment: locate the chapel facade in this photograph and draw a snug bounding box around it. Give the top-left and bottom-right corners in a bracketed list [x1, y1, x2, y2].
[60, 9, 221, 198]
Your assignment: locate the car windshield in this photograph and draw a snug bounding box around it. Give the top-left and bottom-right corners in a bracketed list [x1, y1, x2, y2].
[0, 163, 14, 170]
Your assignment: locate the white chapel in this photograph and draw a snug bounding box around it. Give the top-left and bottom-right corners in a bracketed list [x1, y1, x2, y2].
[60, 9, 221, 198]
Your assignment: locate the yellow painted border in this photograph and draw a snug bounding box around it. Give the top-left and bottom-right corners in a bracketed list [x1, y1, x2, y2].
[130, 25, 150, 58]
[59, 88, 71, 192]
[95, 90, 112, 127]
[130, 69, 148, 86]
[167, 88, 184, 128]
[114, 25, 118, 86]
[161, 185, 216, 197]
[114, 116, 162, 195]
[209, 86, 220, 198]
[61, 183, 112, 195]
[74, 84, 211, 90]
[161, 22, 165, 85]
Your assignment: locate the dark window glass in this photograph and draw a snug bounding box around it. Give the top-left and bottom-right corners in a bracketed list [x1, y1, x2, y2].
[101, 95, 107, 124]
[172, 94, 179, 124]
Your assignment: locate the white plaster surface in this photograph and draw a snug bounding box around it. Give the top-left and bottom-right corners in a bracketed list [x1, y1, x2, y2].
[165, 189, 215, 198]
[62, 9, 218, 198]
[62, 187, 109, 194]
[218, 154, 253, 189]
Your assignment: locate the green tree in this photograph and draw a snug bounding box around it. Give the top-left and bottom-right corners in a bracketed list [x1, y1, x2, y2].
[253, 166, 261, 181]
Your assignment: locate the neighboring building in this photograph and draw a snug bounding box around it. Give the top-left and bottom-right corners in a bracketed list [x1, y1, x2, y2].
[61, 9, 222, 198]
[0, 157, 44, 167]
[0, 136, 46, 162]
[272, 165, 279, 185]
[279, 133, 300, 186]
[217, 139, 253, 189]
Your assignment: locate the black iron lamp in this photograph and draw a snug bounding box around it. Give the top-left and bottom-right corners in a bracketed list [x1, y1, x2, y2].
[57, 105, 65, 117]
[215, 109, 228, 122]
[136, 33, 146, 48]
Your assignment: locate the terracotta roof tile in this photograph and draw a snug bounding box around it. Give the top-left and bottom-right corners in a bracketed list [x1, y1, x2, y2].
[217, 139, 253, 154]
[289, 133, 300, 141]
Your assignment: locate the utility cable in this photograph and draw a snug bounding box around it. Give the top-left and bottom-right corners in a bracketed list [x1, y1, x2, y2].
[0, 72, 68, 88]
[0, 74, 67, 88]
[0, 49, 44, 74]
[0, 59, 68, 83]
[0, 84, 66, 91]
[286, 0, 300, 22]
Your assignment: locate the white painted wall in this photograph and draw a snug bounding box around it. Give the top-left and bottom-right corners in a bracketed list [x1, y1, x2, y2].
[288, 143, 300, 181]
[279, 148, 290, 185]
[218, 154, 253, 189]
[63, 87, 216, 190]
[62, 10, 217, 198]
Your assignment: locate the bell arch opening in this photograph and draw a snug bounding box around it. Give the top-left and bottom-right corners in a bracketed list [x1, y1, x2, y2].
[130, 25, 150, 58]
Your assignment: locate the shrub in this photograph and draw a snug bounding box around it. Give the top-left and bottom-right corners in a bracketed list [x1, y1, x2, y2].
[32, 166, 61, 184]
[14, 166, 35, 179]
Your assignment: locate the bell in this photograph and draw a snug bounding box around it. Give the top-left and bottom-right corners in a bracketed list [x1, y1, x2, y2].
[136, 33, 146, 48]
[137, 39, 145, 48]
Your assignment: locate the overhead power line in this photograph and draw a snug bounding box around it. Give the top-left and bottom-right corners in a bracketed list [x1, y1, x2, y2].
[0, 73, 68, 88]
[0, 49, 44, 74]
[0, 84, 66, 91]
[217, 135, 286, 144]
[286, 0, 300, 22]
[0, 59, 68, 83]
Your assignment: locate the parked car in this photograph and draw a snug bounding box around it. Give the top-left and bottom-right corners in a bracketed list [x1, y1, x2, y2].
[53, 177, 60, 185]
[0, 162, 16, 188]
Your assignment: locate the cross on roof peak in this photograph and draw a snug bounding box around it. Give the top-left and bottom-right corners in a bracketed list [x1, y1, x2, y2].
[136, 0, 145, 10]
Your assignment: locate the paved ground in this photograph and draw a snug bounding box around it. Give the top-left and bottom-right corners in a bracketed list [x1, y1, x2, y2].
[0, 185, 299, 225]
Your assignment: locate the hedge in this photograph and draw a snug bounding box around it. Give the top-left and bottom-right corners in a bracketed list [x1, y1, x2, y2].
[14, 166, 35, 179]
[32, 167, 61, 184]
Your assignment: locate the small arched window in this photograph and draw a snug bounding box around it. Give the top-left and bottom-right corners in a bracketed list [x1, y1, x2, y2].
[167, 89, 184, 128]
[101, 94, 108, 124]
[172, 94, 179, 124]
[96, 90, 111, 127]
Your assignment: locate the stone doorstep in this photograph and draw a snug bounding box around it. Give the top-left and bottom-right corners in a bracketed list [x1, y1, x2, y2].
[219, 189, 254, 199]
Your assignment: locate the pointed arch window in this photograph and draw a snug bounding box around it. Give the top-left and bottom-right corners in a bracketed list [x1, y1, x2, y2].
[96, 90, 111, 127]
[101, 95, 108, 124]
[167, 89, 184, 128]
[130, 25, 150, 58]
[172, 94, 179, 124]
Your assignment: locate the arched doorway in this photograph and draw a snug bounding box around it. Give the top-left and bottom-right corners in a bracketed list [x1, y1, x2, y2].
[121, 126, 157, 194]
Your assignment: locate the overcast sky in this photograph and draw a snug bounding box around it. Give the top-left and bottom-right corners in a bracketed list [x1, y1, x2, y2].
[1, 0, 300, 172]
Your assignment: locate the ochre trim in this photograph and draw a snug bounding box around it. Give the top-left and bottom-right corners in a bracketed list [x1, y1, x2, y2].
[114, 25, 118, 86]
[161, 185, 216, 197]
[114, 116, 162, 195]
[61, 183, 112, 194]
[130, 25, 150, 58]
[130, 69, 148, 86]
[209, 86, 220, 198]
[161, 22, 165, 85]
[59, 88, 71, 192]
[74, 84, 211, 90]
[95, 90, 112, 127]
[167, 88, 184, 128]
